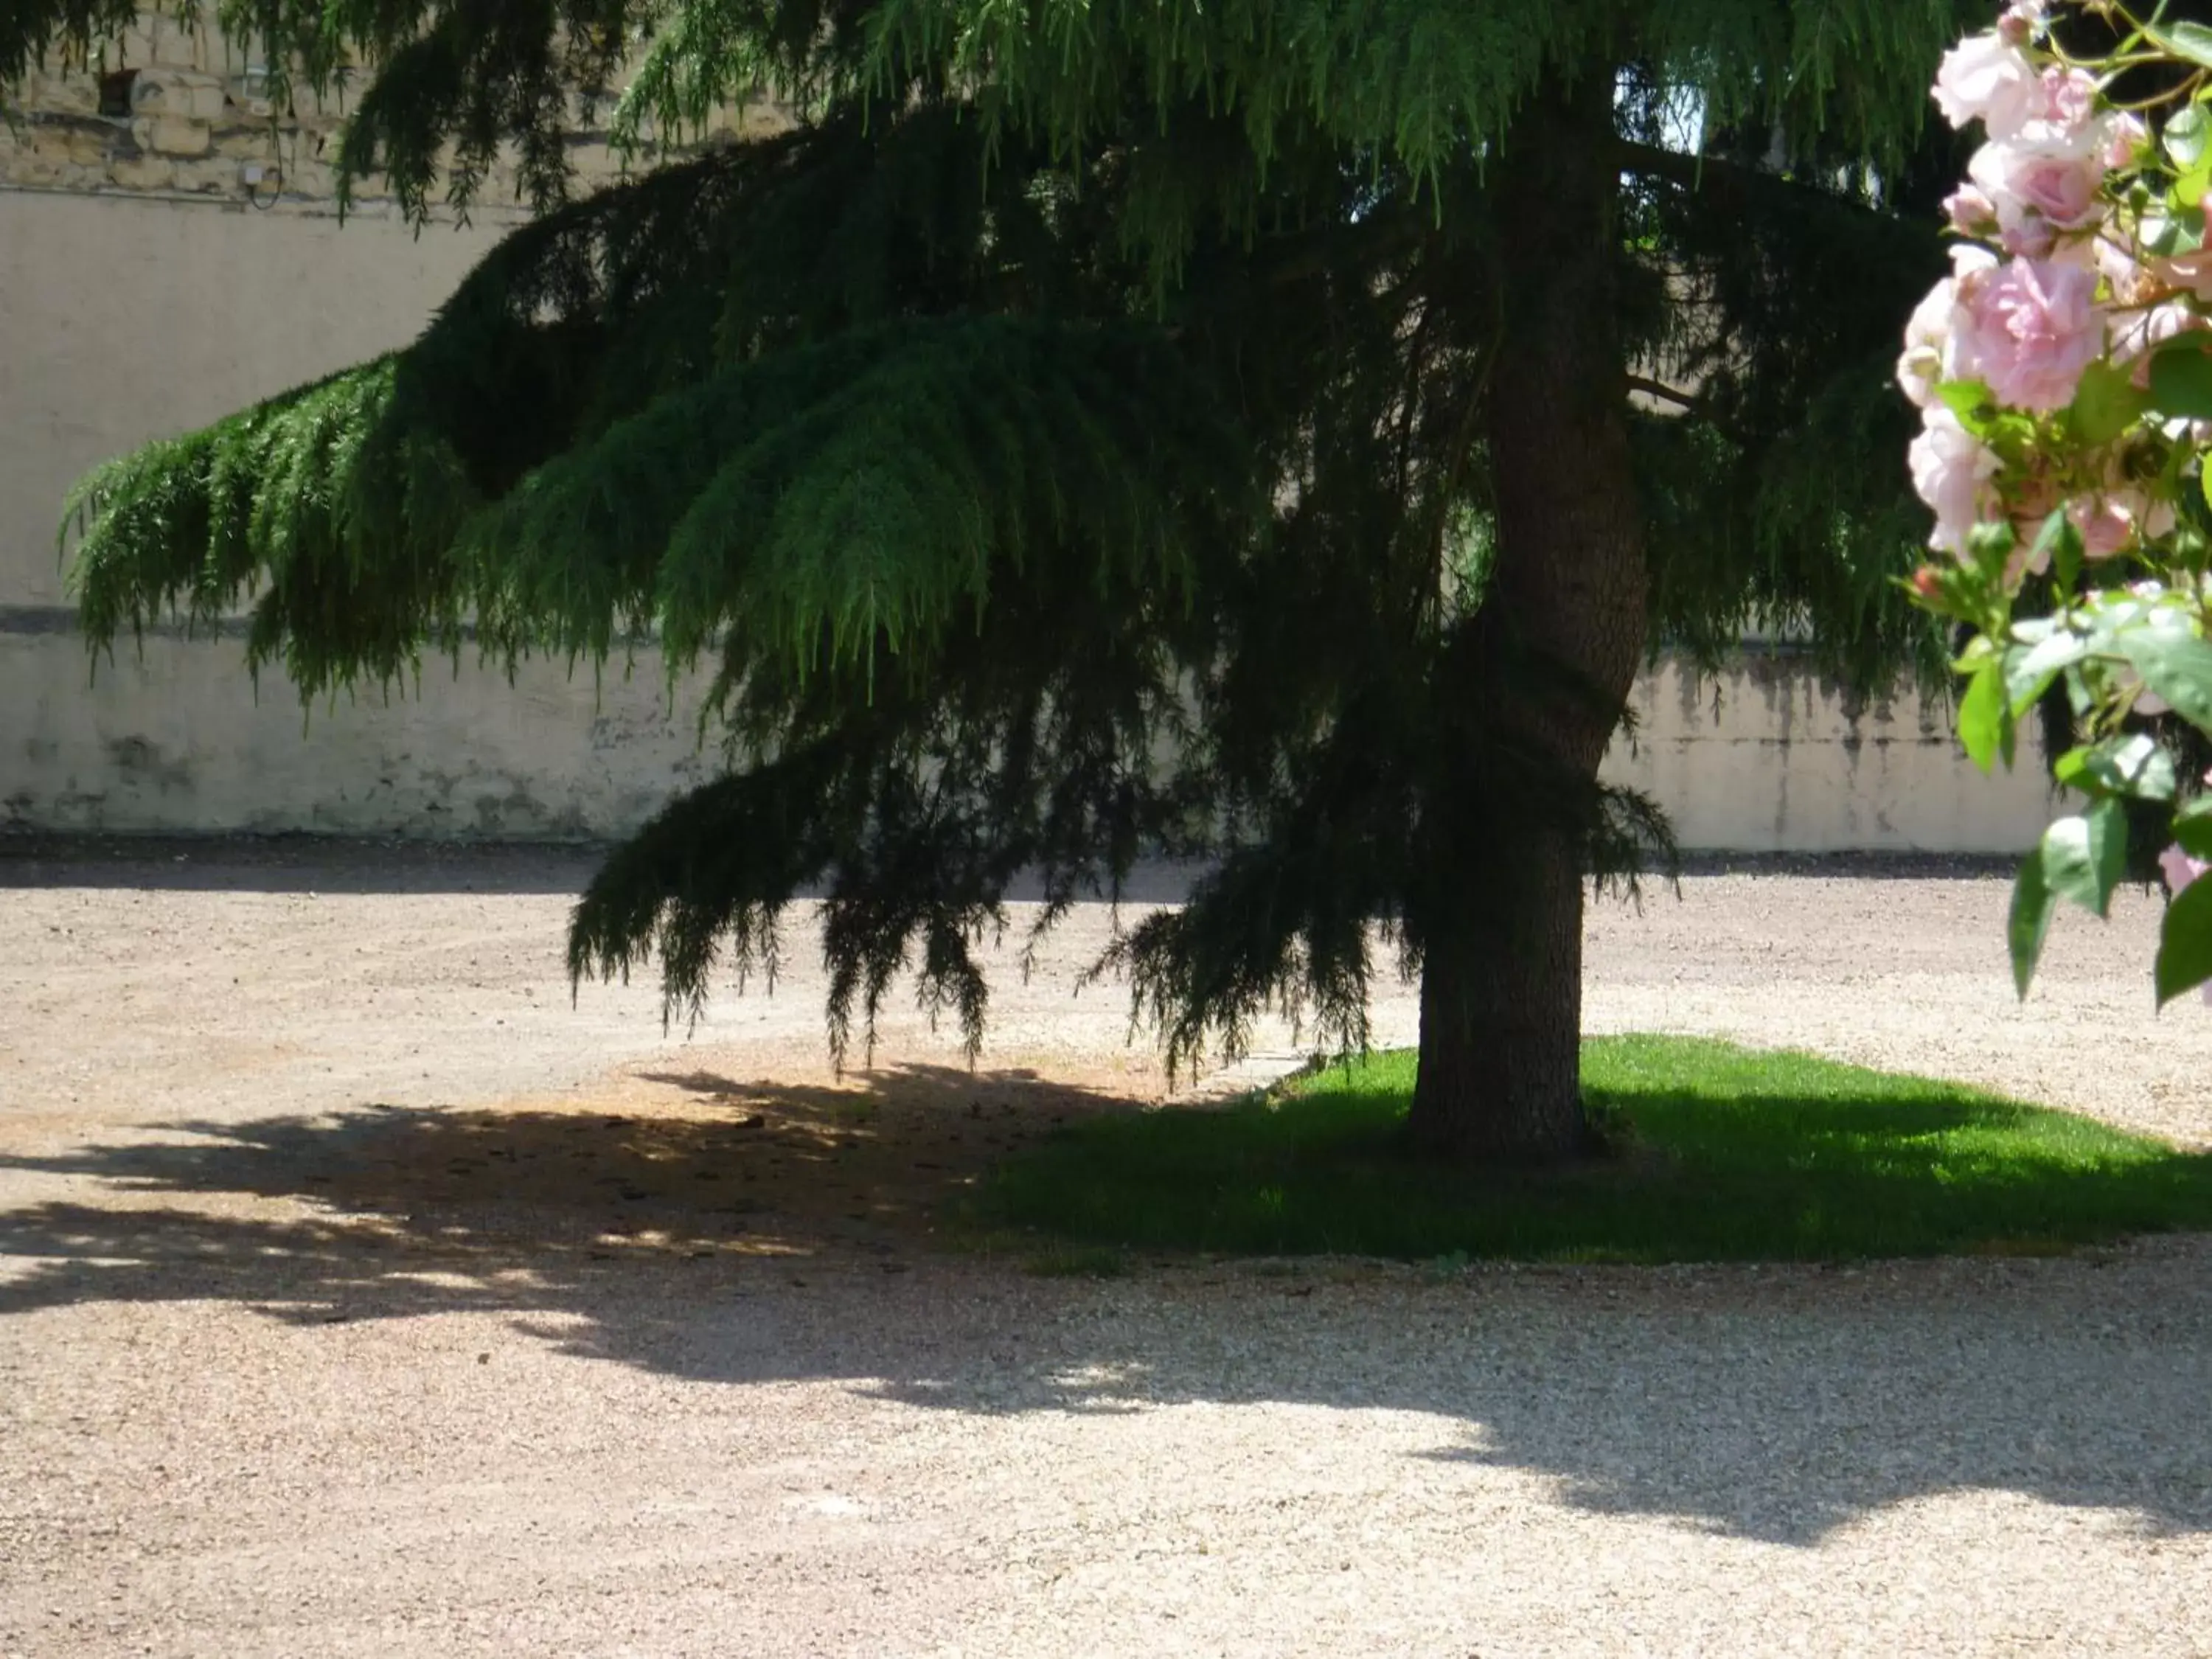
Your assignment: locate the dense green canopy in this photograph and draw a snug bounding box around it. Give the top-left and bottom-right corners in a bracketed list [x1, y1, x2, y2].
[18, 0, 1974, 1150]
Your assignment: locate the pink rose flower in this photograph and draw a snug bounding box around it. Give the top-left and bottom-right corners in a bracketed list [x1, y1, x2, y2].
[2160, 843, 2208, 894]
[1969, 139, 2106, 233]
[2104, 113, 2148, 169]
[2151, 250, 2212, 302]
[1934, 34, 2045, 139]
[1998, 0, 2045, 47]
[2070, 495, 2138, 559]
[2096, 237, 2159, 308]
[1952, 255, 2104, 411]
[2071, 467, 2179, 556]
[1897, 248, 1998, 410]
[2039, 68, 2099, 135]
[1897, 279, 1958, 408]
[1952, 241, 2000, 284]
[1944, 185, 1999, 236]
[1910, 408, 2000, 556]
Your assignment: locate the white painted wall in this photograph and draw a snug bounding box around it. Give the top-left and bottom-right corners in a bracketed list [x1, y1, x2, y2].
[0, 187, 2065, 851]
[1, 189, 502, 605]
[1607, 658, 2059, 854]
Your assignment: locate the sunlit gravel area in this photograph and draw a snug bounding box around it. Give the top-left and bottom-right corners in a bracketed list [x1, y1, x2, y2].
[3, 841, 2208, 1658]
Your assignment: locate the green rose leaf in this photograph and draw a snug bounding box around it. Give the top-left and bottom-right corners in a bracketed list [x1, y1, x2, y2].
[2147, 339, 2212, 418]
[2161, 22, 2212, 73]
[1935, 379, 1998, 434]
[2118, 625, 2212, 734]
[2006, 629, 2088, 715]
[2180, 153, 2212, 210]
[2155, 874, 2212, 1005]
[2169, 102, 2212, 170]
[2174, 796, 2212, 860]
[2041, 800, 2129, 919]
[1958, 658, 2008, 773]
[1966, 521, 2017, 591]
[2032, 509, 2086, 595]
[2008, 847, 2056, 1000]
[2143, 203, 2208, 258]
[2067, 361, 2150, 446]
[2051, 745, 2099, 794]
[2054, 733, 2180, 800]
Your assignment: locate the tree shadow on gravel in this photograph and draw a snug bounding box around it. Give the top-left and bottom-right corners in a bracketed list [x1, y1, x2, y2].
[4, 1064, 2210, 1548]
[0, 1062, 1116, 1277]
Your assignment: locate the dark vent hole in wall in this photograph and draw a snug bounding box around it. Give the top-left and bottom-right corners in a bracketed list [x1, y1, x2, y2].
[97, 68, 139, 119]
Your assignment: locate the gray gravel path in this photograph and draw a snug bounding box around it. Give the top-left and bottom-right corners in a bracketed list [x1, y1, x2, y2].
[2, 845, 2209, 1657]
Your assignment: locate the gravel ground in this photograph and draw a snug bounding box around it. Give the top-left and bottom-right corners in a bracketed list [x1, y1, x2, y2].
[2, 841, 2210, 1657]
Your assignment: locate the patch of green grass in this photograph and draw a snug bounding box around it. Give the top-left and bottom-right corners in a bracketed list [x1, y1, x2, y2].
[967, 1036, 2212, 1264]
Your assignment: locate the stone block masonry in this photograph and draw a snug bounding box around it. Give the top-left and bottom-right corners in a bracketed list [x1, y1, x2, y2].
[2, 13, 365, 206]
[1, 8, 788, 209]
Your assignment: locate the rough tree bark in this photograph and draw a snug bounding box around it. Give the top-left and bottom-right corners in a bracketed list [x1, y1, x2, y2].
[1405, 65, 1651, 1164]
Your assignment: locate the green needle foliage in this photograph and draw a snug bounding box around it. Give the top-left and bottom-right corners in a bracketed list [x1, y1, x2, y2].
[17, 0, 1980, 1156]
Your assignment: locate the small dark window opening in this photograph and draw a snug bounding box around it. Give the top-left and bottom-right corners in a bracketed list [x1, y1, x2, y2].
[96, 68, 138, 120]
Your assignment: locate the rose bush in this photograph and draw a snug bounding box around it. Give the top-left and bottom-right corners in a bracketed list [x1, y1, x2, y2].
[1907, 0, 2212, 1004]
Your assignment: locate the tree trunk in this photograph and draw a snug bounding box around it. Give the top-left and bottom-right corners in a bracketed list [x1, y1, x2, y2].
[1411, 833, 1593, 1161]
[1406, 66, 1649, 1163]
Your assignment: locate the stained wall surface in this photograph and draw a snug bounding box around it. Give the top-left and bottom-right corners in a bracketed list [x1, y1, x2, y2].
[0, 187, 2064, 850]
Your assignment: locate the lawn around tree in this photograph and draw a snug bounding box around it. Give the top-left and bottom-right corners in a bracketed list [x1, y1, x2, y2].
[972, 1036, 2212, 1267]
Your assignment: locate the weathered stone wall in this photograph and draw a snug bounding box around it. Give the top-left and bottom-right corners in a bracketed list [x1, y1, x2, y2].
[4, 14, 406, 205]
[4, 631, 722, 838]
[0, 10, 781, 207]
[0, 164, 2067, 852]
[1, 625, 2065, 850]
[1607, 658, 2059, 853]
